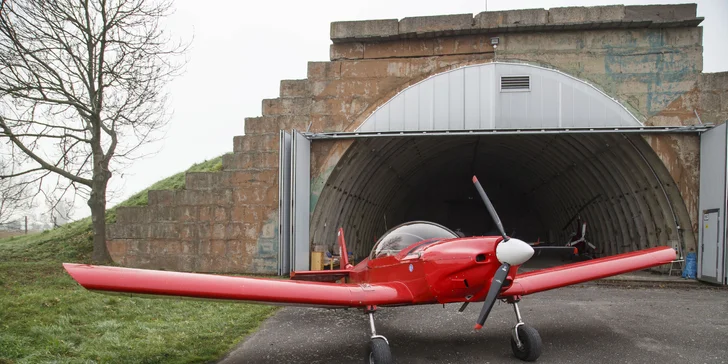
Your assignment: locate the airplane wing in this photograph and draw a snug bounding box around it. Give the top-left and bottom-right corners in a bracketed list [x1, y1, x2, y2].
[62, 263, 413, 308]
[501, 246, 676, 297]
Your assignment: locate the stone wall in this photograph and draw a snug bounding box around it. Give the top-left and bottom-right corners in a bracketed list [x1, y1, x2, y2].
[108, 4, 727, 273]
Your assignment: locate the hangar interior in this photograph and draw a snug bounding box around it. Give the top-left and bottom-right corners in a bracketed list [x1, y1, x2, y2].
[310, 133, 691, 261]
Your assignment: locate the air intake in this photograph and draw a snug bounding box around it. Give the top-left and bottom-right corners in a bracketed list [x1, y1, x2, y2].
[500, 76, 530, 91]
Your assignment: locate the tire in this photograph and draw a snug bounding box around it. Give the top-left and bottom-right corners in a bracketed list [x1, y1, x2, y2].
[366, 337, 393, 364]
[510, 325, 542, 362]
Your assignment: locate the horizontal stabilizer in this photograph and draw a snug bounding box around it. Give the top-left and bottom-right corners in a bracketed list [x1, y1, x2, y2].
[63, 263, 413, 308]
[502, 246, 676, 296]
[290, 269, 350, 282]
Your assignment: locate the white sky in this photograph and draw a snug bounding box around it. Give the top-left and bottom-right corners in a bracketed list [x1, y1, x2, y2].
[102, 0, 727, 215]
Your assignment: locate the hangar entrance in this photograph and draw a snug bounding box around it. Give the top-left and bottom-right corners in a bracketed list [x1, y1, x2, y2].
[306, 131, 695, 264]
[279, 128, 707, 275]
[277, 62, 707, 275]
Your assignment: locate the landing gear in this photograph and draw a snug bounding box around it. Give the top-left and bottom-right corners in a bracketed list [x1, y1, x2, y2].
[365, 309, 392, 364]
[509, 299, 542, 362]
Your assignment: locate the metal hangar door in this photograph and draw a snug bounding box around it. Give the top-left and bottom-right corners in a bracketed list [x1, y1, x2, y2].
[278, 130, 310, 275]
[698, 123, 727, 285]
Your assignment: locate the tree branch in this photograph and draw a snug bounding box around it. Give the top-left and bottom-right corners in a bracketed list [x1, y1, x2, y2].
[0, 115, 92, 185]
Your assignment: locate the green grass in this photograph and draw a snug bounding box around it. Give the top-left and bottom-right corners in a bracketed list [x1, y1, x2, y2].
[0, 155, 279, 364]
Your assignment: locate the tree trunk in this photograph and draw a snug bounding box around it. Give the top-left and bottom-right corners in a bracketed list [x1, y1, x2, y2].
[88, 160, 112, 264]
[89, 189, 111, 263]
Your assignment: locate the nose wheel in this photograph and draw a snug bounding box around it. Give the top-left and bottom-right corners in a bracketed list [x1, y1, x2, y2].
[509, 299, 542, 362]
[366, 309, 392, 364]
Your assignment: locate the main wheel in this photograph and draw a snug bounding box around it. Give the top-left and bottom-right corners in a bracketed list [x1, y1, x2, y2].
[366, 337, 393, 364]
[510, 325, 542, 362]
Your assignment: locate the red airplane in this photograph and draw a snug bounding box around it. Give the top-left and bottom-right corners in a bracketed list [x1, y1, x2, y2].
[63, 176, 676, 363]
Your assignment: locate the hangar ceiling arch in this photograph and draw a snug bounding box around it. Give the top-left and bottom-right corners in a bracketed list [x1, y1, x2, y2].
[309, 62, 692, 261]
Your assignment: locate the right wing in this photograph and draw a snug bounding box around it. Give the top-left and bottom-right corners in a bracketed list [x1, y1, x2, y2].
[63, 263, 413, 308]
[502, 246, 676, 296]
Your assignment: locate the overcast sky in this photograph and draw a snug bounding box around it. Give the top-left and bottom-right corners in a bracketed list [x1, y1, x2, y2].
[102, 0, 727, 214]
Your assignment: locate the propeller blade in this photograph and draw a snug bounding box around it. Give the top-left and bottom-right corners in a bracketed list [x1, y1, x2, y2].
[472, 176, 508, 241]
[474, 262, 510, 330]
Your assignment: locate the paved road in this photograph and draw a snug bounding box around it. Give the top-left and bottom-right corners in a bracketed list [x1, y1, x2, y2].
[219, 286, 728, 364]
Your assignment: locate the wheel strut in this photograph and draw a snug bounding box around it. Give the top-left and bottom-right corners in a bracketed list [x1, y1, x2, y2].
[365, 307, 393, 364]
[507, 297, 543, 362]
[368, 311, 389, 344]
[511, 301, 525, 349]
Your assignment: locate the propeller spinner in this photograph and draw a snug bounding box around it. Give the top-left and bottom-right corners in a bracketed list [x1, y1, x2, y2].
[471, 176, 534, 330]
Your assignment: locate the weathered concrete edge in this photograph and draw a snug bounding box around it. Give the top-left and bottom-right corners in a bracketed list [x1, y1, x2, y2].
[331, 4, 701, 43]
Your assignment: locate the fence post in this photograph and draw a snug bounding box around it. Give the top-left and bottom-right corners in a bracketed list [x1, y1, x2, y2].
[24, 216, 27, 234]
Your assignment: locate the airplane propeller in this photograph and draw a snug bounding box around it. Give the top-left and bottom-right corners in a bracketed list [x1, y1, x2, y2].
[472, 176, 508, 241]
[471, 176, 534, 330]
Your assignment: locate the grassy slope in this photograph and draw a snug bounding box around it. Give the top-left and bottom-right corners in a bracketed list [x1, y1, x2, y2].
[0, 156, 278, 364]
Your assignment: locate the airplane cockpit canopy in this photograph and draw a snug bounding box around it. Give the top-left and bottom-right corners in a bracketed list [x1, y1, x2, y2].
[370, 221, 458, 260]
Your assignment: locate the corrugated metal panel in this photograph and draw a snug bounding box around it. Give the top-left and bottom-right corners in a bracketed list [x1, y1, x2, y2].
[356, 62, 642, 132]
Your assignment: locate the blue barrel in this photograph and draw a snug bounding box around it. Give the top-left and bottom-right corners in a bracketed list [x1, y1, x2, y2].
[682, 252, 697, 279]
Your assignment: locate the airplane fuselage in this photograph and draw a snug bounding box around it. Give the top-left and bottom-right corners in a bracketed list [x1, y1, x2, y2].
[348, 236, 518, 306]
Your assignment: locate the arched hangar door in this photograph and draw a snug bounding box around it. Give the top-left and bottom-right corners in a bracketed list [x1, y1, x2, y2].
[280, 62, 704, 273]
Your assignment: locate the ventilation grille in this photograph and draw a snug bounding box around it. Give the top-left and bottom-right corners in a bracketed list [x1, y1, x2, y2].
[500, 76, 530, 91]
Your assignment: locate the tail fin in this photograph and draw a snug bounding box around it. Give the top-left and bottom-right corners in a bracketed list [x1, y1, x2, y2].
[338, 227, 353, 269]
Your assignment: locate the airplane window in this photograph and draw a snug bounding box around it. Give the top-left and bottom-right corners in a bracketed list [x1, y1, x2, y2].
[370, 221, 458, 259]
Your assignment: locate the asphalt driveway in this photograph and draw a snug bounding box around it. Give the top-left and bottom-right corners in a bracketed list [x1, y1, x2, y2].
[219, 286, 728, 364]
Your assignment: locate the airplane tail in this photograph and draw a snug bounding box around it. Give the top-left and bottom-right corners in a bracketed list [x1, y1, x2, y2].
[290, 227, 353, 282]
[338, 227, 353, 269]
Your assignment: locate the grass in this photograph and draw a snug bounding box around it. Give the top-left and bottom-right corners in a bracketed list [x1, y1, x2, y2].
[0, 155, 279, 364]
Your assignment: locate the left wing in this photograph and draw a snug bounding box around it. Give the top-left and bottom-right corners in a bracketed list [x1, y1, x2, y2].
[502, 246, 676, 296]
[63, 263, 413, 308]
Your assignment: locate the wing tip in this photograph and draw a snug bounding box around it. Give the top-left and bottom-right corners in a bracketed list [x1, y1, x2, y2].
[62, 263, 90, 287]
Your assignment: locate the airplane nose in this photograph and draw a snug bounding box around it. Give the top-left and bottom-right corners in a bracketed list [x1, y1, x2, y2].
[495, 238, 534, 266]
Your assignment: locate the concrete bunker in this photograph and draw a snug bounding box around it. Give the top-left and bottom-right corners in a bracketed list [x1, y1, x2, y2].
[307, 62, 695, 262]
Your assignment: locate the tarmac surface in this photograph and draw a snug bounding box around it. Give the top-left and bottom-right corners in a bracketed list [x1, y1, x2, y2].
[219, 284, 728, 364]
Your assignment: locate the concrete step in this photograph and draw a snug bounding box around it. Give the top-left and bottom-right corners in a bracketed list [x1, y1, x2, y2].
[222, 151, 278, 170]
[147, 188, 234, 206]
[185, 169, 277, 190]
[279, 79, 311, 98]
[233, 133, 279, 153]
[244, 115, 310, 134]
[116, 205, 233, 225]
[147, 183, 276, 207]
[262, 96, 311, 116]
[107, 221, 254, 241]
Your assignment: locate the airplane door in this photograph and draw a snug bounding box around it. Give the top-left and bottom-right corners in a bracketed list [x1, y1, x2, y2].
[290, 130, 311, 272]
[698, 123, 727, 285]
[278, 130, 292, 275]
[700, 210, 721, 280]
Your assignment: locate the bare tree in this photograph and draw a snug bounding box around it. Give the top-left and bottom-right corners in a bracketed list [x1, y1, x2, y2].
[0, 0, 187, 262]
[0, 159, 32, 227]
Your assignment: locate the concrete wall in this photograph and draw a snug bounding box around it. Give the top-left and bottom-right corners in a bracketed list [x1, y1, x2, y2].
[108, 4, 727, 273]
